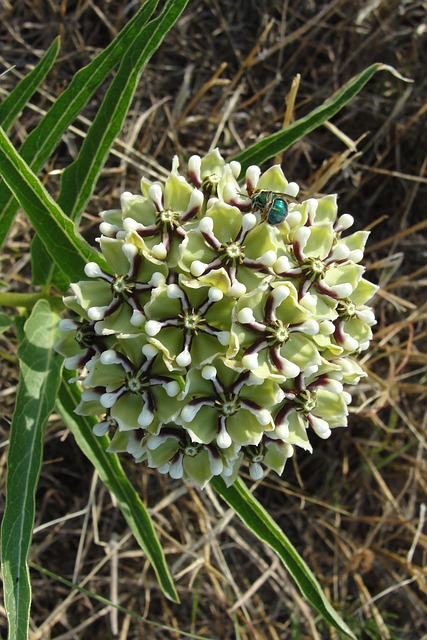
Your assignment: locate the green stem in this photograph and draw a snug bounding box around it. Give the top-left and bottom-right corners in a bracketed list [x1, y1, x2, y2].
[0, 292, 64, 312]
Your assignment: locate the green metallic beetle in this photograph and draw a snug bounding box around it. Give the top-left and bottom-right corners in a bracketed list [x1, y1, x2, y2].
[250, 190, 297, 225]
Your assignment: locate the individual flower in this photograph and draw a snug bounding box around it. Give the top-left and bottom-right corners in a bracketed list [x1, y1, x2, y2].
[71, 240, 167, 335]
[144, 278, 236, 369]
[187, 148, 241, 201]
[232, 282, 322, 380]
[274, 372, 349, 451]
[143, 425, 241, 488]
[178, 201, 279, 296]
[55, 316, 106, 370]
[274, 223, 367, 300]
[177, 359, 283, 450]
[332, 277, 378, 353]
[243, 436, 294, 480]
[75, 343, 182, 433]
[122, 159, 204, 265]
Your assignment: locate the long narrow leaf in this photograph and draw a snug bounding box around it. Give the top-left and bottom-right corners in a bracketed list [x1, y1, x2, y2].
[56, 372, 179, 603]
[0, 0, 159, 249]
[1, 300, 63, 640]
[0, 126, 107, 283]
[232, 64, 407, 173]
[211, 476, 356, 639]
[33, 0, 190, 289]
[58, 0, 190, 222]
[0, 38, 60, 132]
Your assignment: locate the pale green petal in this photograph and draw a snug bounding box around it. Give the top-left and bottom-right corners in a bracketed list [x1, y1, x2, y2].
[313, 194, 338, 225]
[200, 148, 226, 176]
[71, 280, 112, 309]
[122, 192, 156, 224]
[315, 389, 348, 425]
[350, 278, 378, 306]
[184, 406, 218, 444]
[256, 165, 289, 193]
[300, 225, 334, 259]
[323, 263, 364, 291]
[100, 237, 130, 274]
[146, 436, 180, 468]
[111, 393, 145, 431]
[183, 450, 216, 485]
[282, 334, 322, 371]
[209, 202, 244, 243]
[285, 412, 313, 452]
[227, 410, 272, 446]
[164, 171, 193, 211]
[263, 439, 293, 475]
[107, 430, 131, 453]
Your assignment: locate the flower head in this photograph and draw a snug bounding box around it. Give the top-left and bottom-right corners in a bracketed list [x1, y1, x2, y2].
[57, 149, 376, 487]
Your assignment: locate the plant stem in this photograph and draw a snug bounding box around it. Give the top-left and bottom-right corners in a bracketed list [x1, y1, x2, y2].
[0, 292, 64, 312]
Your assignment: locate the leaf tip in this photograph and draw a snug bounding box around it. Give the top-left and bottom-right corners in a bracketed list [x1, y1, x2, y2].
[376, 62, 414, 83]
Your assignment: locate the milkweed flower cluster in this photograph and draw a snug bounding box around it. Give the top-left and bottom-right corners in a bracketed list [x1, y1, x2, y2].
[56, 149, 377, 488]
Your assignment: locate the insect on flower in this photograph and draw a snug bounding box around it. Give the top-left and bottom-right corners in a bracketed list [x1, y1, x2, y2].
[250, 190, 298, 225]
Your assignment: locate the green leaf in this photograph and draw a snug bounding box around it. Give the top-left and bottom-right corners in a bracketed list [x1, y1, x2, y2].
[0, 311, 12, 333]
[56, 371, 179, 603]
[210, 476, 356, 640]
[1, 300, 63, 640]
[0, 38, 60, 133]
[232, 64, 408, 173]
[0, 126, 108, 283]
[33, 0, 190, 289]
[58, 0, 190, 223]
[0, 0, 159, 249]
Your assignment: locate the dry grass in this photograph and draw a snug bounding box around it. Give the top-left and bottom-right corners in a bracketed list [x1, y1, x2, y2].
[0, 0, 426, 638]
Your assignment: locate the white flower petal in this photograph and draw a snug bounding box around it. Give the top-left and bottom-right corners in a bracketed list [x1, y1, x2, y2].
[309, 414, 331, 439]
[249, 462, 264, 480]
[208, 286, 223, 302]
[142, 343, 158, 359]
[297, 319, 319, 335]
[165, 380, 180, 397]
[230, 161, 241, 178]
[84, 262, 104, 278]
[242, 353, 259, 370]
[285, 181, 299, 197]
[237, 307, 256, 324]
[122, 242, 138, 262]
[138, 403, 154, 427]
[100, 391, 122, 408]
[93, 422, 110, 436]
[202, 365, 217, 380]
[88, 306, 110, 321]
[246, 165, 261, 189]
[100, 350, 122, 365]
[130, 310, 145, 326]
[191, 260, 208, 277]
[217, 425, 232, 449]
[335, 213, 354, 232]
[181, 403, 204, 423]
[241, 212, 257, 232]
[229, 281, 246, 297]
[176, 349, 192, 367]
[257, 250, 276, 267]
[199, 217, 214, 233]
[152, 243, 167, 260]
[145, 320, 163, 336]
[169, 456, 184, 479]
